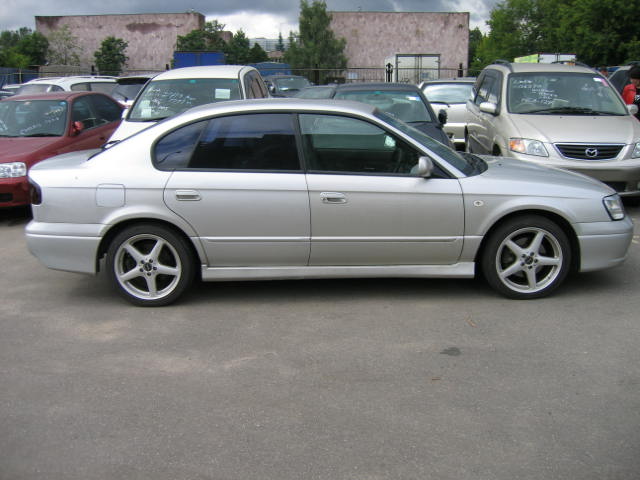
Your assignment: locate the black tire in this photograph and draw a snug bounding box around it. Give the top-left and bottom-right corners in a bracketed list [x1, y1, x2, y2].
[481, 215, 571, 299]
[106, 224, 194, 306]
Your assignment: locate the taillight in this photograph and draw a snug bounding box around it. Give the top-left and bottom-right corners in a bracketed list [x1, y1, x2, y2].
[29, 180, 42, 205]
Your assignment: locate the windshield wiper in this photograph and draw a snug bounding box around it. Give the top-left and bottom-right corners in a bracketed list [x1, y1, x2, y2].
[525, 106, 607, 115]
[22, 133, 60, 137]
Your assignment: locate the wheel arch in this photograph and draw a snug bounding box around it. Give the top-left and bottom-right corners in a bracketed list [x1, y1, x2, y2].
[474, 209, 581, 276]
[96, 218, 204, 276]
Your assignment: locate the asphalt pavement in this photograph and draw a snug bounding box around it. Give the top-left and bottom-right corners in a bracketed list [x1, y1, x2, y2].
[1, 204, 640, 480]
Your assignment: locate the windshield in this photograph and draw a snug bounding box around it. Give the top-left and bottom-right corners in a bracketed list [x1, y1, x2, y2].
[335, 90, 433, 123]
[128, 78, 242, 122]
[273, 76, 310, 92]
[375, 110, 484, 176]
[0, 99, 68, 137]
[423, 83, 473, 104]
[507, 72, 628, 115]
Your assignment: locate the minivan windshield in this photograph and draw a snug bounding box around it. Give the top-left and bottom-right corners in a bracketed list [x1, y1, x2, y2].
[507, 72, 628, 115]
[128, 78, 242, 122]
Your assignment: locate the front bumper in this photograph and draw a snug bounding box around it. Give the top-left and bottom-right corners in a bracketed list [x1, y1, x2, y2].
[575, 216, 634, 271]
[0, 177, 29, 207]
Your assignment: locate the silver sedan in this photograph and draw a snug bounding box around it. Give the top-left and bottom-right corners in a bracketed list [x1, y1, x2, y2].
[26, 99, 633, 306]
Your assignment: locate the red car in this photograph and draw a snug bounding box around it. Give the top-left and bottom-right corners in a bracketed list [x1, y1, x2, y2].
[0, 91, 122, 207]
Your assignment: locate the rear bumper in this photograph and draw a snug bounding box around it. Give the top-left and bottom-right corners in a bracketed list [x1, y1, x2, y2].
[25, 221, 103, 274]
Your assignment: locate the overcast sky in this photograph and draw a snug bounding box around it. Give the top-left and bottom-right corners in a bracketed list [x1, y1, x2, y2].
[1, 0, 498, 37]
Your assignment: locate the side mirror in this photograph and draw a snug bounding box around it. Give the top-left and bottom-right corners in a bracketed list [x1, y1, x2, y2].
[438, 109, 448, 125]
[268, 84, 276, 94]
[414, 156, 434, 178]
[479, 102, 498, 115]
[71, 121, 85, 136]
[628, 104, 639, 115]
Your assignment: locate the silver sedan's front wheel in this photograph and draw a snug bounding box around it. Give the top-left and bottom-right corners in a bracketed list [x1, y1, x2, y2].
[106, 224, 194, 306]
[482, 216, 571, 299]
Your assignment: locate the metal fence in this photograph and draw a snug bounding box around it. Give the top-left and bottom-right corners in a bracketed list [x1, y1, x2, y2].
[0, 68, 38, 87]
[3, 66, 479, 86]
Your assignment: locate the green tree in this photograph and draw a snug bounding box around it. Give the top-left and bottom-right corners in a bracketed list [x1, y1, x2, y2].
[17, 31, 49, 65]
[0, 27, 48, 67]
[284, 0, 347, 84]
[94, 36, 128, 75]
[276, 32, 286, 52]
[475, 0, 638, 68]
[176, 20, 226, 51]
[46, 25, 82, 65]
[223, 30, 251, 64]
[249, 43, 269, 63]
[557, 0, 638, 65]
[468, 27, 484, 74]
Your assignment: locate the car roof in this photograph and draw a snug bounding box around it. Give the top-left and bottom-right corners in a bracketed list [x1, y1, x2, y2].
[149, 65, 255, 81]
[23, 76, 117, 86]
[5, 91, 111, 102]
[487, 62, 597, 74]
[422, 78, 475, 85]
[335, 82, 422, 91]
[178, 97, 377, 121]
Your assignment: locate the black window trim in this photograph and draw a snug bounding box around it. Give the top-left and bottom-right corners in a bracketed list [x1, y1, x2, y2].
[150, 109, 454, 179]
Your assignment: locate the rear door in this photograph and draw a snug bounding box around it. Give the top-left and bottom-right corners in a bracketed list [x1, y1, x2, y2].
[161, 113, 310, 266]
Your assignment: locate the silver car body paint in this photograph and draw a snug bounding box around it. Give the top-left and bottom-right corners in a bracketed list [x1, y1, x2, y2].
[26, 99, 633, 285]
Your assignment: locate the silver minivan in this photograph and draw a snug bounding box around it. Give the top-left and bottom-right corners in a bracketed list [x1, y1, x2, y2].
[466, 62, 640, 199]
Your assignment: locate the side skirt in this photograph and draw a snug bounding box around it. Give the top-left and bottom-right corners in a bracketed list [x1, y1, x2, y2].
[201, 263, 475, 282]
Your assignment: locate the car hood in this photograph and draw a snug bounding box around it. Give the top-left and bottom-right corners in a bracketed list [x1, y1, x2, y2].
[467, 155, 613, 197]
[0, 137, 60, 163]
[509, 114, 640, 144]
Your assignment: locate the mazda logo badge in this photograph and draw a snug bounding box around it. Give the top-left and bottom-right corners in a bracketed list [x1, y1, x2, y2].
[585, 148, 599, 158]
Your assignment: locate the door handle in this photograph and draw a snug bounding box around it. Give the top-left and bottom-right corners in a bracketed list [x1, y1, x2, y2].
[320, 192, 347, 204]
[175, 190, 201, 201]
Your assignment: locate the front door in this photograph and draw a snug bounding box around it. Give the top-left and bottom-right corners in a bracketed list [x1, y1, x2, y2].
[299, 114, 464, 266]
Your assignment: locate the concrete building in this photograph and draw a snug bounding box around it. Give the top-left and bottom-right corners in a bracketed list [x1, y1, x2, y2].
[35, 13, 205, 73]
[329, 11, 469, 82]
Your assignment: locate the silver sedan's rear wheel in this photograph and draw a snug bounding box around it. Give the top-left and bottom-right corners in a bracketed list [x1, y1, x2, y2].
[106, 224, 194, 306]
[482, 216, 571, 299]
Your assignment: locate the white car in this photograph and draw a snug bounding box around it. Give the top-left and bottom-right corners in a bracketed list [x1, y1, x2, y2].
[107, 65, 269, 143]
[15, 76, 117, 95]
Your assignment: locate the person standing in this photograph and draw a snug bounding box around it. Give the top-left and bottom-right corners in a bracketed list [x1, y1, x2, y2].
[622, 66, 640, 120]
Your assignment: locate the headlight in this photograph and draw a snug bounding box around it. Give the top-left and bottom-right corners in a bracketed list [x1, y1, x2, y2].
[509, 138, 549, 157]
[603, 194, 625, 220]
[632, 142, 640, 158]
[0, 162, 27, 178]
